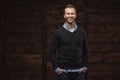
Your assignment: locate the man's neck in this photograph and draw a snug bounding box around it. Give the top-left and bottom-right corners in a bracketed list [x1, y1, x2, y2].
[66, 22, 75, 29]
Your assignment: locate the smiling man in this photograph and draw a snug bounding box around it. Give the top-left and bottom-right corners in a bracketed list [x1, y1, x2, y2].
[49, 4, 89, 80]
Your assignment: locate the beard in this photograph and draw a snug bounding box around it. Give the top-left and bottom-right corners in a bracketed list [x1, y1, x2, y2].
[66, 18, 75, 24]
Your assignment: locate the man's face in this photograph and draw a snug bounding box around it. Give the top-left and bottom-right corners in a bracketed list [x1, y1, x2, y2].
[64, 8, 76, 24]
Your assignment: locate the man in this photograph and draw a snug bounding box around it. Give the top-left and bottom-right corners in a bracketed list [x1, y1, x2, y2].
[49, 4, 89, 80]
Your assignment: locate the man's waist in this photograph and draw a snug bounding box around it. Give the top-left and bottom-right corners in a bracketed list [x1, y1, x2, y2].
[66, 69, 81, 72]
[59, 63, 83, 69]
[55, 67, 87, 73]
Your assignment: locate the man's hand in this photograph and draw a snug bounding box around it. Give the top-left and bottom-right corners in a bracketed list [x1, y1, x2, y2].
[56, 69, 67, 75]
[79, 67, 87, 73]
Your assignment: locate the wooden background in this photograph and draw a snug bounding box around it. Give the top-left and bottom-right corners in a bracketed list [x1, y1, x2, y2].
[0, 0, 120, 80]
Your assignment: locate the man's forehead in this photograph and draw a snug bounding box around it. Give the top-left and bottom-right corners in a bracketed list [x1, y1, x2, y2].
[65, 8, 76, 12]
[65, 8, 75, 10]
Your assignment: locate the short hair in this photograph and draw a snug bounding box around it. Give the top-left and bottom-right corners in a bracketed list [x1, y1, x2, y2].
[65, 4, 76, 9]
[64, 4, 76, 13]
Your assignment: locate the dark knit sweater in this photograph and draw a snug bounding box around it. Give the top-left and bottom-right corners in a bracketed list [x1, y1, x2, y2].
[49, 26, 89, 69]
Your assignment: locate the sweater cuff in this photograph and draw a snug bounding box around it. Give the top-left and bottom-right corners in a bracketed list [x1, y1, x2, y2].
[55, 67, 61, 73]
[83, 66, 87, 70]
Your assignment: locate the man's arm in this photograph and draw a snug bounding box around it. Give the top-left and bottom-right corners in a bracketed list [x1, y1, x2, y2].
[49, 32, 60, 69]
[82, 30, 89, 68]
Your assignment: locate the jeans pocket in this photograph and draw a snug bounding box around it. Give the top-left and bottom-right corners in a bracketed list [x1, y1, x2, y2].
[76, 72, 85, 80]
[57, 73, 68, 80]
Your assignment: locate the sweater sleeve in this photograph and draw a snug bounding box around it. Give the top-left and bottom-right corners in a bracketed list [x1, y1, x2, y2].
[49, 31, 60, 69]
[82, 31, 89, 67]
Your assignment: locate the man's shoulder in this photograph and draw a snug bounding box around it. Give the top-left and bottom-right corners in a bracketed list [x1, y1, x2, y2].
[77, 26, 87, 34]
[52, 26, 64, 37]
[54, 26, 64, 33]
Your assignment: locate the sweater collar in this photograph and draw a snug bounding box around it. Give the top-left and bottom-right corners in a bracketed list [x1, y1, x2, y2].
[63, 23, 78, 33]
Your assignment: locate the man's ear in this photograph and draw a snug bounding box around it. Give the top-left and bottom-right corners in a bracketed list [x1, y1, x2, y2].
[63, 14, 65, 18]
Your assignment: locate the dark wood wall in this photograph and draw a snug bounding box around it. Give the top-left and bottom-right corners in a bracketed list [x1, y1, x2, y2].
[0, 0, 45, 80]
[86, 0, 120, 80]
[0, 0, 120, 80]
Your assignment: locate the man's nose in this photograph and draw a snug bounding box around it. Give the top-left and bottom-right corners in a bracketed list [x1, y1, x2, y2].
[69, 14, 72, 17]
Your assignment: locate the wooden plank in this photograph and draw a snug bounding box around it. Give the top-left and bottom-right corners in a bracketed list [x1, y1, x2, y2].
[6, 54, 42, 70]
[88, 72, 120, 80]
[89, 63, 120, 72]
